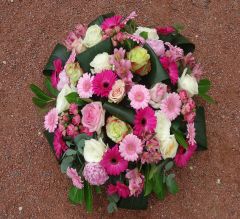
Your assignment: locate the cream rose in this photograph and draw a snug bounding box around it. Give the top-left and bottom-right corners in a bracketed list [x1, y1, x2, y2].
[134, 26, 159, 40]
[56, 84, 75, 113]
[178, 68, 198, 97]
[83, 139, 106, 163]
[83, 25, 102, 48]
[90, 52, 112, 74]
[155, 111, 171, 142]
[108, 80, 125, 103]
[160, 135, 178, 159]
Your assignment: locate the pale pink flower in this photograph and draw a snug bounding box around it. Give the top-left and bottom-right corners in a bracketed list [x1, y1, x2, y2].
[44, 108, 58, 133]
[128, 85, 150, 110]
[146, 39, 165, 57]
[149, 83, 167, 109]
[126, 168, 144, 197]
[161, 93, 181, 121]
[119, 134, 142, 161]
[183, 52, 195, 68]
[77, 73, 93, 98]
[57, 70, 69, 91]
[192, 63, 203, 81]
[187, 123, 196, 145]
[165, 42, 184, 62]
[66, 167, 84, 189]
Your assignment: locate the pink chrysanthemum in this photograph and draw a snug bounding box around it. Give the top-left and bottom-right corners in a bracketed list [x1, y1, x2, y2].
[53, 129, 68, 159]
[92, 70, 117, 97]
[44, 108, 58, 133]
[101, 15, 123, 31]
[66, 167, 84, 189]
[133, 107, 157, 136]
[161, 93, 181, 121]
[101, 145, 128, 176]
[107, 182, 130, 198]
[77, 73, 93, 98]
[128, 85, 150, 110]
[119, 134, 142, 161]
[83, 163, 109, 186]
[174, 144, 197, 168]
[187, 123, 196, 145]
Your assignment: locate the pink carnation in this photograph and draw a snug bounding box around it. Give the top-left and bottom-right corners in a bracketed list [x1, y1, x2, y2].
[53, 129, 68, 159]
[83, 163, 109, 186]
[66, 167, 84, 189]
[44, 108, 58, 133]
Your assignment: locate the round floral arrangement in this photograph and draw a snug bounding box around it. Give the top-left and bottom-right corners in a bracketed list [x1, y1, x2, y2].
[31, 12, 213, 213]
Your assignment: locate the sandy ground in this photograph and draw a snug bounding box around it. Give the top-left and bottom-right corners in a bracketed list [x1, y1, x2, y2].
[0, 0, 239, 218]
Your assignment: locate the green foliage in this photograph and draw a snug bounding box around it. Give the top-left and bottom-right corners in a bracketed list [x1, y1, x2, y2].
[123, 19, 137, 34]
[103, 102, 135, 125]
[65, 92, 86, 106]
[84, 182, 93, 212]
[74, 134, 92, 154]
[195, 106, 207, 150]
[172, 129, 188, 149]
[107, 194, 120, 213]
[69, 186, 84, 204]
[139, 31, 148, 40]
[198, 79, 214, 103]
[44, 77, 59, 97]
[43, 131, 54, 152]
[166, 174, 179, 195]
[60, 156, 74, 173]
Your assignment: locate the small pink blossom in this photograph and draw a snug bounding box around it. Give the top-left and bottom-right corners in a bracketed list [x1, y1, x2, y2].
[149, 83, 167, 108]
[66, 167, 84, 189]
[179, 90, 189, 103]
[44, 108, 58, 133]
[187, 123, 196, 145]
[183, 52, 196, 68]
[69, 103, 78, 115]
[126, 168, 144, 197]
[192, 63, 203, 81]
[51, 59, 63, 88]
[156, 26, 175, 35]
[107, 182, 130, 198]
[66, 124, 78, 137]
[72, 114, 81, 126]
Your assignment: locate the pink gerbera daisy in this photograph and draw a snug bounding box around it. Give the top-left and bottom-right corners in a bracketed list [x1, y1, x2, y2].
[128, 85, 150, 110]
[134, 107, 157, 136]
[101, 145, 128, 176]
[119, 134, 142, 161]
[101, 15, 123, 31]
[161, 93, 181, 120]
[77, 73, 93, 98]
[92, 70, 117, 97]
[44, 108, 58, 132]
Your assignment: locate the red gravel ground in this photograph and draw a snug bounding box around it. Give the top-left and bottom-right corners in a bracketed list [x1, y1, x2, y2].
[0, 0, 239, 218]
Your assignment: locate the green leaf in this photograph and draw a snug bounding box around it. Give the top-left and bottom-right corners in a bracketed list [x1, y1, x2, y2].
[173, 23, 184, 33]
[107, 194, 120, 203]
[74, 134, 92, 154]
[45, 77, 59, 97]
[103, 102, 135, 124]
[76, 39, 113, 72]
[68, 186, 84, 204]
[142, 43, 169, 88]
[165, 161, 174, 171]
[172, 34, 195, 54]
[84, 182, 93, 212]
[107, 202, 118, 213]
[198, 93, 215, 104]
[30, 84, 53, 101]
[123, 19, 137, 34]
[43, 44, 70, 75]
[95, 186, 101, 194]
[198, 79, 211, 94]
[144, 178, 153, 196]
[65, 149, 77, 156]
[139, 31, 148, 40]
[60, 156, 74, 173]
[118, 192, 148, 210]
[65, 92, 86, 106]
[166, 174, 179, 195]
[43, 131, 54, 152]
[153, 172, 166, 200]
[172, 129, 188, 149]
[195, 106, 207, 150]
[32, 97, 48, 108]
[88, 12, 115, 26]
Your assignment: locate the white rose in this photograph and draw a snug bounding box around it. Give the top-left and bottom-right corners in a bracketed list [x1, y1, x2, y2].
[178, 68, 198, 97]
[83, 25, 102, 48]
[90, 52, 112, 73]
[160, 135, 178, 159]
[134, 26, 159, 40]
[149, 83, 167, 109]
[108, 80, 125, 103]
[83, 139, 106, 163]
[155, 111, 171, 142]
[56, 84, 75, 113]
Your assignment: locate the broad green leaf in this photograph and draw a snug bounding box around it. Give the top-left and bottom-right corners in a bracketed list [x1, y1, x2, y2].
[65, 149, 77, 156]
[107, 202, 118, 213]
[195, 106, 207, 150]
[173, 129, 188, 149]
[118, 192, 148, 210]
[123, 19, 137, 34]
[166, 174, 179, 195]
[139, 31, 148, 40]
[95, 186, 101, 194]
[103, 102, 135, 124]
[44, 77, 59, 97]
[88, 12, 115, 26]
[165, 161, 174, 171]
[32, 97, 48, 108]
[153, 173, 166, 200]
[43, 131, 54, 152]
[84, 182, 93, 212]
[144, 178, 153, 196]
[43, 44, 70, 75]
[172, 33, 195, 54]
[65, 92, 86, 106]
[30, 84, 52, 101]
[76, 38, 113, 72]
[142, 43, 169, 88]
[198, 79, 211, 94]
[107, 194, 120, 203]
[68, 186, 84, 204]
[60, 156, 74, 173]
[198, 93, 215, 104]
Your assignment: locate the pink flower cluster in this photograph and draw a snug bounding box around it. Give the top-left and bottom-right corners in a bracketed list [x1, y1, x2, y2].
[67, 167, 84, 189]
[107, 182, 130, 198]
[126, 168, 144, 197]
[180, 90, 196, 123]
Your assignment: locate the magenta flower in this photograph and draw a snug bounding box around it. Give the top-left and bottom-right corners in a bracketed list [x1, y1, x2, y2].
[66, 167, 84, 189]
[133, 107, 157, 136]
[107, 182, 130, 198]
[51, 59, 63, 88]
[44, 108, 58, 133]
[101, 145, 128, 176]
[161, 93, 181, 121]
[156, 26, 175, 36]
[69, 103, 78, 115]
[119, 134, 143, 161]
[92, 70, 117, 97]
[101, 15, 123, 31]
[53, 129, 68, 159]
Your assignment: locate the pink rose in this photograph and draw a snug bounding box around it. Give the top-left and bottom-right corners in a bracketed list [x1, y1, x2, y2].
[108, 80, 125, 103]
[149, 83, 167, 109]
[81, 102, 105, 133]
